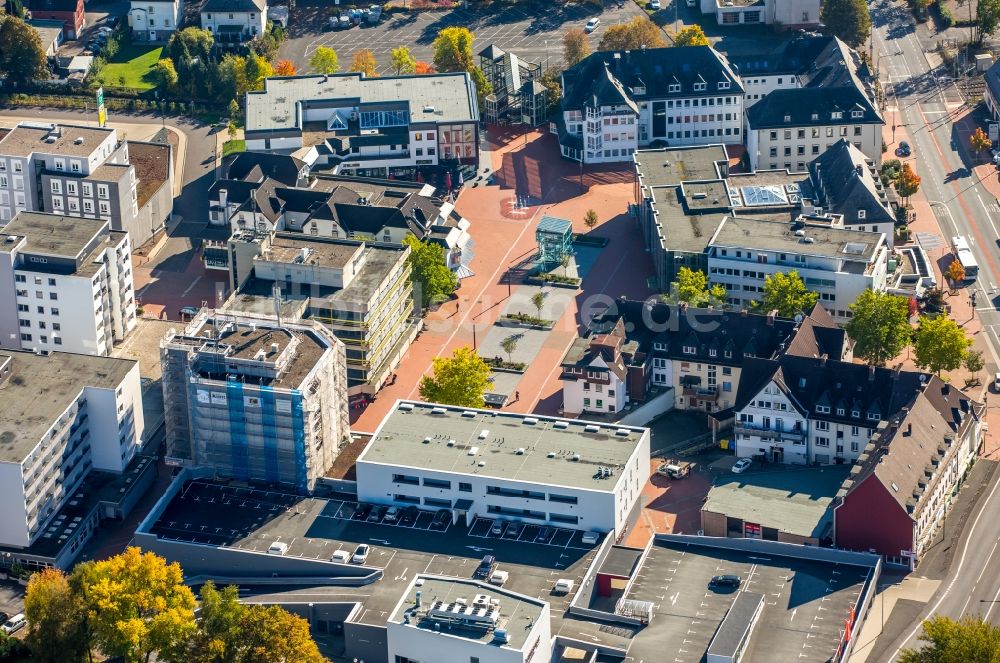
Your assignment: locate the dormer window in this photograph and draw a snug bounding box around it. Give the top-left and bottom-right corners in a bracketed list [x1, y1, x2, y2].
[831, 111, 843, 120]
[784, 115, 791, 123]
[867, 412, 880, 421]
[724, 350, 733, 358]
[718, 81, 730, 90]
[836, 407, 845, 416]
[654, 341, 667, 351]
[858, 209, 866, 219]
[694, 82, 706, 91]
[683, 345, 696, 354]
[851, 110, 863, 118]
[668, 83, 681, 93]
[816, 405, 831, 414]
[709, 348, 717, 357]
[851, 409, 860, 418]
[811, 113, 819, 121]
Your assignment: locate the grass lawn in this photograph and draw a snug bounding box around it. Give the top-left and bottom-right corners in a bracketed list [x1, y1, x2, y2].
[222, 140, 246, 157]
[98, 44, 163, 90]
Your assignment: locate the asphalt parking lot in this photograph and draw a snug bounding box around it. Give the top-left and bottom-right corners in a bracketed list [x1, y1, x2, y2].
[279, 0, 647, 74]
[623, 541, 872, 663]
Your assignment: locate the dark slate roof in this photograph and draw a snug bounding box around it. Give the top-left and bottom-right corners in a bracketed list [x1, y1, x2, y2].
[809, 139, 894, 226]
[561, 46, 744, 111]
[727, 35, 835, 77]
[588, 300, 798, 368]
[560, 319, 630, 381]
[986, 59, 1000, 111]
[783, 303, 849, 360]
[26, 0, 79, 12]
[202, 0, 264, 12]
[737, 355, 927, 427]
[746, 87, 880, 129]
[479, 44, 506, 60]
[228, 152, 307, 188]
[744, 37, 881, 130]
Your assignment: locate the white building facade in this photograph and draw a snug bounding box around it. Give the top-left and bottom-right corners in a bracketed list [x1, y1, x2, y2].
[128, 0, 183, 41]
[356, 401, 651, 534]
[0, 213, 136, 357]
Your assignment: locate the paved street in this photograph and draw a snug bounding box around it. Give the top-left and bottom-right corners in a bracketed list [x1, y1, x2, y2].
[279, 1, 647, 74]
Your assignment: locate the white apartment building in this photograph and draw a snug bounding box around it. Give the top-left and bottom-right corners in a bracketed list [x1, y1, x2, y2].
[160, 310, 351, 491]
[707, 215, 889, 321]
[559, 319, 631, 416]
[0, 123, 171, 247]
[734, 355, 928, 465]
[128, 0, 183, 41]
[200, 0, 265, 42]
[357, 401, 651, 534]
[0, 213, 136, 357]
[557, 46, 744, 164]
[739, 37, 883, 170]
[243, 73, 480, 180]
[388, 575, 552, 663]
[0, 350, 144, 551]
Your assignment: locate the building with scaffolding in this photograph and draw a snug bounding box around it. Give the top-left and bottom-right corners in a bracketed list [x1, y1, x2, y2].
[160, 310, 350, 491]
[220, 232, 418, 394]
[478, 44, 548, 126]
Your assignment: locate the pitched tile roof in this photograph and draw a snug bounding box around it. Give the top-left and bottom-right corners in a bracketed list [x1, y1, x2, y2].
[809, 139, 894, 226]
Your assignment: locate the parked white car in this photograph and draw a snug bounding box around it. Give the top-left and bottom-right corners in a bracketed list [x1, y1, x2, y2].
[731, 457, 753, 474]
[585, 18, 600, 32]
[266, 541, 289, 555]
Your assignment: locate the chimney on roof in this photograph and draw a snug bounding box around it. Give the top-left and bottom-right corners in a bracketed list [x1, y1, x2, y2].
[855, 163, 864, 177]
[868, 365, 876, 381]
[906, 422, 912, 436]
[741, 308, 748, 317]
[767, 310, 778, 326]
[820, 353, 828, 366]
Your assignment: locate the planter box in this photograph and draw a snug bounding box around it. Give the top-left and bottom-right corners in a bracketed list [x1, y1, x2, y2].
[498, 316, 554, 330]
[572, 234, 609, 247]
[525, 276, 580, 289]
[490, 365, 526, 375]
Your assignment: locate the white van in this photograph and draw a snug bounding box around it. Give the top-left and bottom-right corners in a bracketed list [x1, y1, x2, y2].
[266, 541, 289, 555]
[1, 614, 25, 635]
[330, 549, 351, 563]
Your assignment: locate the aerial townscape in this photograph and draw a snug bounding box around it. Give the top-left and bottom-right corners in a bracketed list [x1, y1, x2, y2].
[5, 0, 1000, 659]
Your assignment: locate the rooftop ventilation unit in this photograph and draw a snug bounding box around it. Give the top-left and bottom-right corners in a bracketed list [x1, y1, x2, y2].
[447, 439, 455, 447]
[547, 452, 557, 458]
[423, 436, 432, 444]
[553, 421, 569, 429]
[477, 461, 486, 467]
[468, 446, 479, 456]
[461, 410, 477, 418]
[523, 417, 538, 425]
[398, 403, 414, 411]
[515, 448, 525, 455]
[253, 350, 266, 361]
[571, 453, 581, 461]
[270, 342, 279, 353]
[479, 430, 489, 439]
[584, 424, 600, 433]
[616, 428, 630, 437]
[431, 407, 447, 415]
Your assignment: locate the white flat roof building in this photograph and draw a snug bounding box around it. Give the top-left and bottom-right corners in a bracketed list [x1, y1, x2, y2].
[356, 401, 651, 534]
[387, 574, 552, 663]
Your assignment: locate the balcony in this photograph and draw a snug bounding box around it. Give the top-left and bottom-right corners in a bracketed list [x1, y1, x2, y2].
[735, 424, 806, 443]
[682, 386, 719, 401]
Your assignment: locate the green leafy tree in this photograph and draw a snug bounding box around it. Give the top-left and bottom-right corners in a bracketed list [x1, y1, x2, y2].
[673, 267, 726, 307]
[248, 32, 279, 61]
[538, 67, 562, 112]
[24, 568, 90, 663]
[432, 26, 476, 73]
[403, 235, 459, 308]
[845, 289, 912, 366]
[914, 315, 972, 376]
[350, 49, 379, 77]
[244, 53, 273, 91]
[976, 0, 1000, 44]
[165, 27, 214, 97]
[965, 349, 985, 386]
[390, 45, 416, 75]
[820, 0, 872, 48]
[419, 346, 493, 408]
[598, 16, 666, 51]
[0, 13, 49, 86]
[674, 25, 710, 47]
[754, 271, 818, 318]
[469, 65, 493, 109]
[150, 58, 179, 91]
[563, 27, 591, 67]
[583, 209, 599, 230]
[899, 615, 1000, 662]
[228, 98, 241, 123]
[227, 121, 238, 141]
[72, 547, 197, 663]
[531, 290, 547, 319]
[309, 46, 340, 74]
[500, 335, 519, 363]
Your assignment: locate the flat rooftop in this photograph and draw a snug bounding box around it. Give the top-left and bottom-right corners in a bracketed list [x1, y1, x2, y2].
[145, 479, 616, 645]
[359, 401, 648, 491]
[703, 466, 851, 539]
[0, 351, 136, 464]
[1, 212, 108, 259]
[634, 145, 729, 188]
[246, 73, 478, 133]
[0, 123, 113, 158]
[262, 234, 362, 270]
[710, 216, 883, 260]
[648, 186, 726, 254]
[389, 575, 546, 649]
[621, 538, 873, 663]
